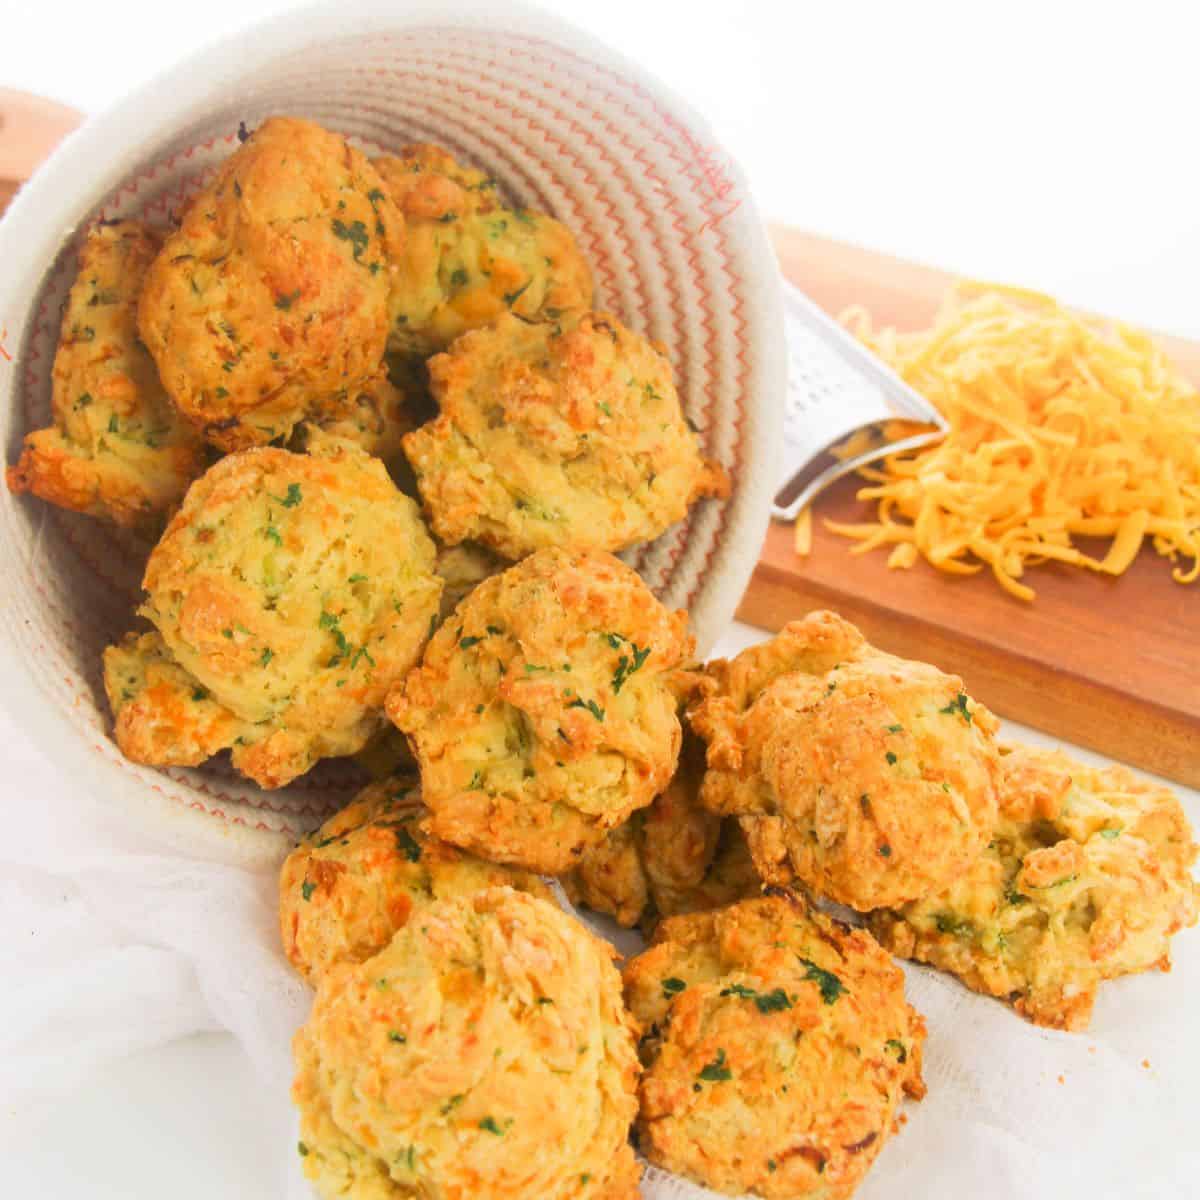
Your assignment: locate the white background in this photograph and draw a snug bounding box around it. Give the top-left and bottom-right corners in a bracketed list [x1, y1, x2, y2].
[2, 0, 1198, 339]
[1, 1, 1198, 1197]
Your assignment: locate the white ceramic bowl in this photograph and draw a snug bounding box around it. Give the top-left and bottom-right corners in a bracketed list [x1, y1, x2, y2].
[0, 0, 785, 865]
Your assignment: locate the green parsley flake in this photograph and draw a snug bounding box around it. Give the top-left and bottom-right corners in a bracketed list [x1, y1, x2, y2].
[662, 977, 687, 999]
[612, 643, 651, 693]
[885, 1038, 908, 1063]
[568, 697, 604, 722]
[720, 983, 793, 1014]
[478, 1116, 505, 1136]
[388, 1031, 407, 1043]
[939, 692, 973, 723]
[698, 1049, 732, 1082]
[799, 958, 846, 1005]
[301, 881, 316, 901]
[503, 279, 532, 306]
[395, 826, 422, 862]
[332, 218, 369, 261]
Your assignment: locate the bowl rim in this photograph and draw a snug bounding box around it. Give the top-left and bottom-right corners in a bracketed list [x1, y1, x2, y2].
[0, 0, 786, 866]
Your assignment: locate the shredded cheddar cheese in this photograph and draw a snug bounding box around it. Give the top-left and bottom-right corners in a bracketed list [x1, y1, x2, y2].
[794, 505, 812, 557]
[825, 283, 1200, 601]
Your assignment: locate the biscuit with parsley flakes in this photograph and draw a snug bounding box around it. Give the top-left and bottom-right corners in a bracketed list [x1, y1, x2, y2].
[689, 610, 1001, 911]
[564, 735, 759, 929]
[292, 360, 418, 466]
[387, 547, 695, 875]
[623, 892, 926, 1199]
[7, 221, 206, 527]
[103, 630, 249, 766]
[137, 117, 403, 452]
[108, 433, 441, 788]
[403, 311, 730, 559]
[869, 744, 1200, 1030]
[373, 143, 593, 357]
[279, 775, 552, 984]
[291, 887, 641, 1200]
[433, 539, 508, 623]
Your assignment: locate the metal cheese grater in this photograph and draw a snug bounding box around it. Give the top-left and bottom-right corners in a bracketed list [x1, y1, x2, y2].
[772, 282, 947, 521]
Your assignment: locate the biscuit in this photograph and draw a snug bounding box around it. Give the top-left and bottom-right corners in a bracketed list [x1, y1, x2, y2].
[103, 630, 248, 765]
[652, 818, 762, 925]
[690, 611, 1000, 910]
[374, 144, 593, 357]
[433, 539, 508, 623]
[624, 893, 926, 1199]
[869, 744, 1200, 1030]
[565, 736, 758, 929]
[403, 311, 730, 559]
[292, 887, 641, 1199]
[387, 547, 694, 874]
[7, 221, 205, 526]
[109, 434, 441, 787]
[138, 117, 403, 451]
[293, 360, 417, 465]
[279, 776, 552, 983]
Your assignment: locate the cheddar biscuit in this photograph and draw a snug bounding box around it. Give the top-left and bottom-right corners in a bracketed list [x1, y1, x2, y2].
[108, 434, 441, 787]
[292, 888, 641, 1199]
[690, 611, 1000, 911]
[404, 311, 730, 559]
[7, 221, 205, 526]
[138, 117, 403, 451]
[374, 143, 593, 356]
[294, 363, 417, 465]
[869, 744, 1200, 1030]
[624, 893, 926, 1199]
[565, 736, 758, 929]
[387, 547, 694, 874]
[433, 539, 508, 623]
[103, 629, 249, 766]
[279, 775, 551, 984]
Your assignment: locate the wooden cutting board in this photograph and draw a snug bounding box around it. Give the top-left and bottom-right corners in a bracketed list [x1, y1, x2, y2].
[741, 229, 1200, 788]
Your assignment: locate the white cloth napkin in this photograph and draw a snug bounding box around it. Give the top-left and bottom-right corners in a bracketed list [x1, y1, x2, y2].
[3, 624, 1198, 1200]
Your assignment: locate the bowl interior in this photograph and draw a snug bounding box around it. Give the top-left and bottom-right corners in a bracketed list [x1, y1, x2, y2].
[0, 13, 784, 862]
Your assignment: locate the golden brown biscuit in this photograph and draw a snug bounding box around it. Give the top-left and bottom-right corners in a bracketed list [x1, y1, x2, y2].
[387, 547, 694, 874]
[107, 434, 441, 788]
[624, 893, 926, 1199]
[278, 776, 552, 984]
[433, 539, 508, 623]
[138, 117, 403, 451]
[292, 887, 641, 1200]
[103, 630, 249, 766]
[7, 221, 205, 526]
[292, 362, 415, 464]
[374, 144, 593, 356]
[652, 818, 762, 924]
[690, 611, 1001, 911]
[869, 744, 1200, 1030]
[403, 311, 730, 559]
[564, 735, 755, 929]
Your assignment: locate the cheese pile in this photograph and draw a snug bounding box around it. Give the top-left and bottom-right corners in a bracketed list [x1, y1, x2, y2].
[825, 284, 1200, 601]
